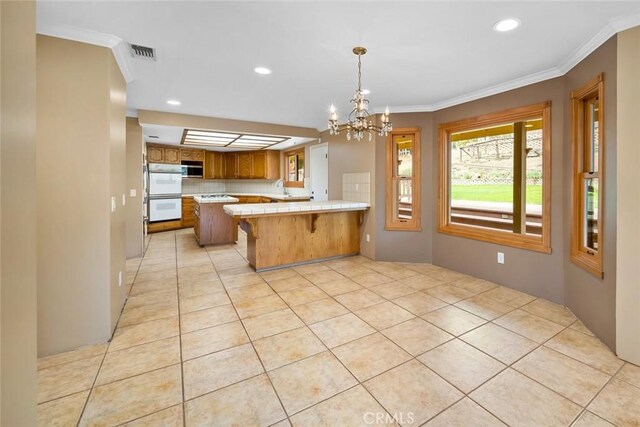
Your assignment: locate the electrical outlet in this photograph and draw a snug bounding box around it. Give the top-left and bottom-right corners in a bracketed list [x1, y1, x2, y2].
[366, 234, 370, 242]
[111, 196, 116, 212]
[130, 189, 137, 197]
[497, 252, 505, 264]
[118, 271, 122, 287]
[355, 183, 359, 191]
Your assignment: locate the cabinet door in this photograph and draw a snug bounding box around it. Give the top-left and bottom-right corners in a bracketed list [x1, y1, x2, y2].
[251, 152, 267, 179]
[192, 150, 205, 161]
[224, 153, 238, 178]
[266, 151, 281, 180]
[181, 197, 195, 227]
[164, 147, 180, 164]
[213, 152, 224, 179]
[180, 149, 192, 160]
[238, 152, 252, 179]
[147, 146, 164, 163]
[204, 151, 215, 179]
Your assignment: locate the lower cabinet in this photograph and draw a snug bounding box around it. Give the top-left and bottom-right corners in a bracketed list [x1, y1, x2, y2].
[181, 196, 195, 227]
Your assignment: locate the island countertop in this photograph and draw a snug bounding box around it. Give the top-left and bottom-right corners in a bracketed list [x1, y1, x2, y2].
[223, 200, 370, 218]
[193, 195, 239, 204]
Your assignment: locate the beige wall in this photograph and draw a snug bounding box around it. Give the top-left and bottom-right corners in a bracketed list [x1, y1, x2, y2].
[615, 27, 640, 364]
[563, 37, 618, 350]
[322, 130, 376, 259]
[1, 1, 38, 424]
[126, 118, 144, 258]
[37, 35, 126, 356]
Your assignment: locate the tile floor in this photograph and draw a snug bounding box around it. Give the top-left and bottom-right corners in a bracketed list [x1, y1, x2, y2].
[37, 228, 640, 426]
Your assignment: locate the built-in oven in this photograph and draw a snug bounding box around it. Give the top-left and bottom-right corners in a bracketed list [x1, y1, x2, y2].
[149, 197, 182, 222]
[181, 161, 204, 178]
[148, 163, 183, 222]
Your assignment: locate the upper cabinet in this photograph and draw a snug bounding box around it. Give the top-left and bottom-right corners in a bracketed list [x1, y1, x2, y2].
[251, 151, 280, 179]
[204, 151, 224, 179]
[224, 153, 238, 179]
[238, 152, 252, 179]
[180, 148, 205, 161]
[147, 144, 180, 164]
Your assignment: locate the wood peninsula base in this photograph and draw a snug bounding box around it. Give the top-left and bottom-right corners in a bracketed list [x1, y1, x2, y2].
[239, 210, 364, 271]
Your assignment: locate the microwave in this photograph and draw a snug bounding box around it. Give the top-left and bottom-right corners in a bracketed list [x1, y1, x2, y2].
[181, 160, 203, 178]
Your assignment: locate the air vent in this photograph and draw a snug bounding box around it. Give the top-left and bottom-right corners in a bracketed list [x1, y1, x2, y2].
[129, 44, 156, 60]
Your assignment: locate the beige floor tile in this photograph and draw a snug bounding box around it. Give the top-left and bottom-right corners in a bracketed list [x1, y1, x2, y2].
[372, 266, 421, 281]
[120, 404, 183, 426]
[309, 313, 375, 348]
[333, 265, 377, 279]
[234, 294, 288, 319]
[513, 346, 610, 406]
[268, 275, 313, 292]
[242, 308, 304, 340]
[419, 339, 505, 393]
[335, 289, 386, 311]
[455, 294, 514, 321]
[268, 351, 357, 415]
[453, 277, 498, 294]
[79, 365, 182, 426]
[572, 410, 615, 427]
[180, 304, 238, 333]
[293, 263, 330, 275]
[422, 305, 487, 336]
[569, 319, 596, 337]
[109, 317, 179, 352]
[178, 280, 224, 299]
[130, 278, 177, 296]
[460, 323, 538, 364]
[278, 286, 329, 306]
[315, 277, 363, 296]
[119, 300, 179, 327]
[291, 298, 349, 324]
[301, 269, 345, 285]
[365, 359, 463, 426]
[183, 343, 264, 400]
[182, 320, 249, 360]
[424, 284, 478, 304]
[333, 333, 412, 381]
[482, 285, 537, 307]
[221, 273, 265, 289]
[355, 301, 415, 330]
[423, 267, 471, 283]
[588, 379, 640, 426]
[272, 419, 292, 427]
[38, 343, 107, 371]
[545, 329, 623, 375]
[470, 369, 582, 427]
[254, 327, 327, 371]
[399, 274, 445, 290]
[227, 282, 275, 303]
[424, 398, 506, 427]
[260, 267, 300, 282]
[616, 362, 640, 388]
[38, 355, 102, 403]
[185, 374, 286, 426]
[37, 390, 89, 427]
[180, 290, 230, 313]
[392, 292, 448, 316]
[290, 385, 390, 427]
[520, 298, 577, 326]
[382, 318, 453, 356]
[135, 269, 177, 283]
[369, 282, 416, 299]
[349, 272, 395, 288]
[96, 337, 180, 386]
[124, 289, 178, 310]
[493, 309, 565, 343]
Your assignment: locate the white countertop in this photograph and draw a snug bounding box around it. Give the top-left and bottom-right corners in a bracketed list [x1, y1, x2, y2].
[194, 195, 239, 204]
[183, 192, 310, 201]
[224, 200, 370, 217]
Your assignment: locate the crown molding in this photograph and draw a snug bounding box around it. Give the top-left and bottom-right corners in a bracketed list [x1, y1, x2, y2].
[36, 23, 135, 84]
[373, 12, 640, 116]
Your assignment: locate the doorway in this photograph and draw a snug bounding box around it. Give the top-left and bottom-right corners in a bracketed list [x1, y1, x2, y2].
[310, 143, 329, 201]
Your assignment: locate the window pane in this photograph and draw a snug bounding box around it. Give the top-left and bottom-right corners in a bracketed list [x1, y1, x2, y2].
[525, 122, 543, 236]
[394, 135, 413, 177]
[393, 178, 413, 221]
[288, 155, 297, 181]
[584, 177, 599, 251]
[586, 97, 599, 173]
[393, 135, 414, 221]
[297, 154, 304, 181]
[450, 123, 515, 232]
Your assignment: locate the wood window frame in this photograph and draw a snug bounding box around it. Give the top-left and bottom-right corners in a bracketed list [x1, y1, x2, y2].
[438, 102, 552, 253]
[284, 148, 304, 188]
[385, 128, 421, 231]
[570, 74, 604, 278]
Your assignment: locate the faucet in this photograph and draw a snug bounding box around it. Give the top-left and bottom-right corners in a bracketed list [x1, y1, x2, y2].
[274, 178, 288, 196]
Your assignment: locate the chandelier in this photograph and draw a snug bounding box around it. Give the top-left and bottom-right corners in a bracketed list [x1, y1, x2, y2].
[328, 46, 392, 141]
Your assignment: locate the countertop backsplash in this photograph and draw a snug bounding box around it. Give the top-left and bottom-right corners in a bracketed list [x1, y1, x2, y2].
[181, 178, 311, 197]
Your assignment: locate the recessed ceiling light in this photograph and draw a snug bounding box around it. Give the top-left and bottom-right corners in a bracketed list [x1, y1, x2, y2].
[166, 99, 181, 106]
[254, 67, 272, 75]
[362, 89, 371, 95]
[494, 18, 520, 32]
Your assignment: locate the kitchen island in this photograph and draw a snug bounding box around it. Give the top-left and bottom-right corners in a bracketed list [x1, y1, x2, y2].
[224, 200, 370, 271]
[193, 195, 239, 246]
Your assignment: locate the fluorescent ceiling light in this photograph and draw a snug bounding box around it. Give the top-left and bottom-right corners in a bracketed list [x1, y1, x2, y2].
[494, 18, 520, 32]
[189, 130, 239, 138]
[254, 67, 272, 75]
[182, 128, 290, 148]
[166, 99, 181, 105]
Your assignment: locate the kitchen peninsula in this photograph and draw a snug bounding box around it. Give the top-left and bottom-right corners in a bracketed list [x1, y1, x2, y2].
[224, 201, 370, 270]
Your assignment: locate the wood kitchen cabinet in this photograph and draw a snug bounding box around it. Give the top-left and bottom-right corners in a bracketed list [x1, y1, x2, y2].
[237, 152, 252, 179]
[250, 151, 280, 179]
[147, 144, 180, 164]
[181, 196, 195, 227]
[163, 147, 180, 164]
[224, 153, 238, 178]
[204, 151, 225, 179]
[180, 148, 205, 161]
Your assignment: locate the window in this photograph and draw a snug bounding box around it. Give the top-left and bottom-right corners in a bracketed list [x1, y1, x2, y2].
[571, 74, 604, 277]
[386, 128, 421, 230]
[285, 148, 304, 187]
[438, 102, 551, 253]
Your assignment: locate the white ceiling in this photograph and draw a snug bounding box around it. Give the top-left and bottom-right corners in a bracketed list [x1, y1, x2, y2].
[37, 1, 640, 130]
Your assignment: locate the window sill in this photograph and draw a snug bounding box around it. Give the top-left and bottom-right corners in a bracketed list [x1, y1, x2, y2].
[438, 223, 551, 254]
[570, 252, 604, 278]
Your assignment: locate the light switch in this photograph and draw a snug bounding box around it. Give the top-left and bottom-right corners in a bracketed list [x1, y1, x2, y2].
[122, 194, 126, 206]
[111, 196, 116, 212]
[497, 252, 505, 264]
[130, 189, 137, 197]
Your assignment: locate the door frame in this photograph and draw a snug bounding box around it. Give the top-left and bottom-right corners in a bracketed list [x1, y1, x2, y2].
[310, 142, 329, 201]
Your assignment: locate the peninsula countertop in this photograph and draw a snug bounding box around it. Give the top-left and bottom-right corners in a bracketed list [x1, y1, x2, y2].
[183, 192, 311, 201]
[223, 200, 370, 218]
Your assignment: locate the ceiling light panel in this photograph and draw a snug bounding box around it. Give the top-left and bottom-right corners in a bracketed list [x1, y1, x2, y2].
[182, 128, 290, 149]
